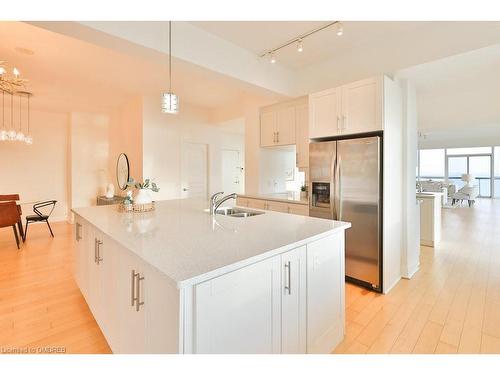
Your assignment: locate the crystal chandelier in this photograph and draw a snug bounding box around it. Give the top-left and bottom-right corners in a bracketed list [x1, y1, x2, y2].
[0, 61, 33, 144]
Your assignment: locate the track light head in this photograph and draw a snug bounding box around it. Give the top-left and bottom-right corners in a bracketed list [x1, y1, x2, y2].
[336, 23, 343, 36]
[270, 52, 276, 64]
[297, 39, 303, 52]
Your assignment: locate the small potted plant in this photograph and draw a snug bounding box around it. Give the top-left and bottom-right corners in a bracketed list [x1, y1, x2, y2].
[127, 178, 160, 205]
[300, 184, 308, 199]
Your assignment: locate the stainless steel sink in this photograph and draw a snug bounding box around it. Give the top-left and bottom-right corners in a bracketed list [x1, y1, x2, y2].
[215, 207, 264, 217]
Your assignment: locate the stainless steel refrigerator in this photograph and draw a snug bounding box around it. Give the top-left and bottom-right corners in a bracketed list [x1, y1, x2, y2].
[309, 135, 382, 292]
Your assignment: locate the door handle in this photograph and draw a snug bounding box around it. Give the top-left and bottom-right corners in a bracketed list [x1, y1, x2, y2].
[284, 261, 291, 295]
[336, 116, 340, 131]
[335, 155, 342, 220]
[277, 131, 279, 143]
[76, 223, 82, 241]
[183, 188, 189, 191]
[131, 270, 137, 307]
[94, 238, 98, 264]
[136, 272, 145, 312]
[96, 240, 103, 264]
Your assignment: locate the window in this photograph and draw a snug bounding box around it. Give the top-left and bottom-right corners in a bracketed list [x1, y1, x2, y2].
[419, 149, 445, 179]
[495, 147, 500, 198]
[447, 147, 492, 155]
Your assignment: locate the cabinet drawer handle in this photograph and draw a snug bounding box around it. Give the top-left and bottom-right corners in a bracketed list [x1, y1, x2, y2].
[284, 261, 291, 295]
[76, 223, 82, 241]
[96, 240, 103, 264]
[136, 273, 145, 312]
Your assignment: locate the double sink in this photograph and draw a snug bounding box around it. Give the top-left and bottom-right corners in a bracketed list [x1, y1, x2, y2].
[215, 207, 264, 218]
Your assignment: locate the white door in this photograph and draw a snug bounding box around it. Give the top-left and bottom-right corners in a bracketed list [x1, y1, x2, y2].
[341, 77, 382, 135]
[181, 143, 208, 199]
[309, 87, 342, 138]
[221, 149, 243, 195]
[281, 246, 307, 354]
[193, 255, 282, 353]
[306, 233, 345, 353]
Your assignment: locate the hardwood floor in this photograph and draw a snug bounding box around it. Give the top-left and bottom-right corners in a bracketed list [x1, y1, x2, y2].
[334, 198, 500, 354]
[1, 199, 499, 354]
[0, 222, 111, 354]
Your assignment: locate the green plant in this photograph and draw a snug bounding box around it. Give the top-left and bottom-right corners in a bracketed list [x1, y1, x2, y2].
[300, 184, 307, 192]
[127, 178, 160, 192]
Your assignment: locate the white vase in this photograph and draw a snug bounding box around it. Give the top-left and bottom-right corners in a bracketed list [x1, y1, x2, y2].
[134, 189, 152, 205]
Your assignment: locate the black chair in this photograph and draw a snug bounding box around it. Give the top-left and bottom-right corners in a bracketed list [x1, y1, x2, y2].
[23, 200, 57, 241]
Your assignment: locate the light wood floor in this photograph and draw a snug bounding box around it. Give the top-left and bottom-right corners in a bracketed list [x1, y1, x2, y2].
[1, 199, 500, 354]
[0, 222, 111, 354]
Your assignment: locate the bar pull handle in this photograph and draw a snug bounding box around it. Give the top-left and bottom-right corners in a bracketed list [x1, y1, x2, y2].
[336, 115, 340, 131]
[94, 238, 98, 264]
[136, 273, 145, 312]
[76, 223, 82, 241]
[284, 261, 291, 295]
[96, 240, 103, 264]
[277, 131, 279, 144]
[131, 270, 137, 307]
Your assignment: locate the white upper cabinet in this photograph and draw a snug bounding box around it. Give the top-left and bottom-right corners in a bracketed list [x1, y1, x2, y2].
[260, 111, 277, 147]
[341, 77, 382, 135]
[276, 106, 296, 145]
[295, 103, 309, 168]
[309, 76, 383, 138]
[309, 87, 342, 138]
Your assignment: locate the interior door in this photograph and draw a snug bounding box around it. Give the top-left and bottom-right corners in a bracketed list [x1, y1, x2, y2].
[181, 142, 208, 199]
[281, 246, 306, 354]
[341, 77, 381, 135]
[221, 149, 243, 194]
[337, 136, 381, 290]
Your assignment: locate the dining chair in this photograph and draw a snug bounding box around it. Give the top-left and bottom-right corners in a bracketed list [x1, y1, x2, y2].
[0, 194, 24, 241]
[24, 200, 57, 241]
[0, 201, 22, 249]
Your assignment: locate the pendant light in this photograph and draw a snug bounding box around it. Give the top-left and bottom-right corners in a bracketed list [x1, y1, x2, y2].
[161, 21, 179, 114]
[0, 91, 6, 141]
[24, 93, 32, 144]
[15, 93, 25, 141]
[7, 92, 17, 140]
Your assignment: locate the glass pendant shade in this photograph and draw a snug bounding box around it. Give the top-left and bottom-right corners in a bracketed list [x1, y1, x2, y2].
[161, 92, 179, 114]
[16, 131, 25, 141]
[7, 129, 17, 140]
[0, 129, 7, 141]
[24, 135, 33, 144]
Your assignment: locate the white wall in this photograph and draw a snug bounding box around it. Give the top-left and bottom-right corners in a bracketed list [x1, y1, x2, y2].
[142, 95, 245, 201]
[0, 109, 69, 222]
[400, 80, 420, 279]
[70, 112, 110, 210]
[259, 148, 296, 194]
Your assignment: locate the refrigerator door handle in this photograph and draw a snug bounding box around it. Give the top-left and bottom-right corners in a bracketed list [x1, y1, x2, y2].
[331, 152, 337, 220]
[335, 154, 342, 221]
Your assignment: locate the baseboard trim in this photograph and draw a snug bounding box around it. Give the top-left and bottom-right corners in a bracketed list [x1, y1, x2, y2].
[383, 276, 401, 295]
[402, 263, 420, 280]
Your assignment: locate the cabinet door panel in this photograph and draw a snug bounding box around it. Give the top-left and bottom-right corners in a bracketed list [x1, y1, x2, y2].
[236, 197, 249, 207]
[276, 106, 296, 145]
[194, 256, 281, 353]
[281, 247, 306, 354]
[306, 233, 345, 353]
[260, 111, 277, 147]
[117, 250, 146, 353]
[287, 204, 309, 216]
[295, 104, 309, 168]
[265, 200, 288, 213]
[247, 198, 267, 210]
[74, 219, 89, 299]
[341, 77, 382, 135]
[309, 88, 341, 138]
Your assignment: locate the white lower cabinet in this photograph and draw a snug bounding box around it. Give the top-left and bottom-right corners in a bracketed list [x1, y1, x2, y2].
[281, 246, 306, 354]
[73, 216, 345, 354]
[306, 232, 345, 353]
[193, 256, 282, 353]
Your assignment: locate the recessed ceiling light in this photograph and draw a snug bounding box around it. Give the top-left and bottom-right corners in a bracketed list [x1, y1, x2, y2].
[14, 47, 35, 56]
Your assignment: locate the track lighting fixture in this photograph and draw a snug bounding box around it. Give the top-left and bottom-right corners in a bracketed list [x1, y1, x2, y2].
[260, 21, 344, 64]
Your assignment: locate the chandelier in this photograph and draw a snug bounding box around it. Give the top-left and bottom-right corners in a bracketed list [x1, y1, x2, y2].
[0, 61, 33, 144]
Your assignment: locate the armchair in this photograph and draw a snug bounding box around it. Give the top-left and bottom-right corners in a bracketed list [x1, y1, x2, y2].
[451, 186, 479, 207]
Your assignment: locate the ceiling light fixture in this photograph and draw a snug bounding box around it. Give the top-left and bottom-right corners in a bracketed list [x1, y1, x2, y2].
[296, 39, 304, 52]
[260, 21, 344, 64]
[161, 21, 179, 114]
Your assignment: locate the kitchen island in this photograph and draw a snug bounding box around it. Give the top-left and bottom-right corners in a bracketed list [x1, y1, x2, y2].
[72, 199, 350, 354]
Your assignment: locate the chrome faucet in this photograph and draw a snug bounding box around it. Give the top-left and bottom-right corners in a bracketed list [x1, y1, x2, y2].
[210, 192, 237, 215]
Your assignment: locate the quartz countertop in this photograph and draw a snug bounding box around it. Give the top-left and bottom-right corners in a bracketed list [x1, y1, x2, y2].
[72, 199, 350, 288]
[238, 192, 309, 205]
[417, 192, 443, 199]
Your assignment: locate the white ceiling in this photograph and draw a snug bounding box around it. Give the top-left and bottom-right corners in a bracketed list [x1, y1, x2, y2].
[0, 22, 281, 114]
[189, 21, 500, 73]
[398, 43, 500, 135]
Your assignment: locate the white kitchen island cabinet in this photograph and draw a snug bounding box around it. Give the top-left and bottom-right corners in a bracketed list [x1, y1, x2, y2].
[73, 199, 350, 354]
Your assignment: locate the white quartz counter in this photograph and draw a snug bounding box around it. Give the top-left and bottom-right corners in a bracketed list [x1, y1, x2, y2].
[238, 192, 309, 205]
[72, 199, 350, 288]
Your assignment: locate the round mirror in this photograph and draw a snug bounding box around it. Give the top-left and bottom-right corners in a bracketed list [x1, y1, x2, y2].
[116, 153, 130, 190]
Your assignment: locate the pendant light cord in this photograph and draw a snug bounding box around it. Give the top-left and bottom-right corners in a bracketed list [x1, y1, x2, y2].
[169, 21, 172, 94]
[27, 94, 30, 135]
[2, 90, 4, 130]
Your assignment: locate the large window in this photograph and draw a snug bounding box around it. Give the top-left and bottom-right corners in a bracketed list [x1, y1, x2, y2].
[419, 149, 445, 179]
[418, 146, 500, 198]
